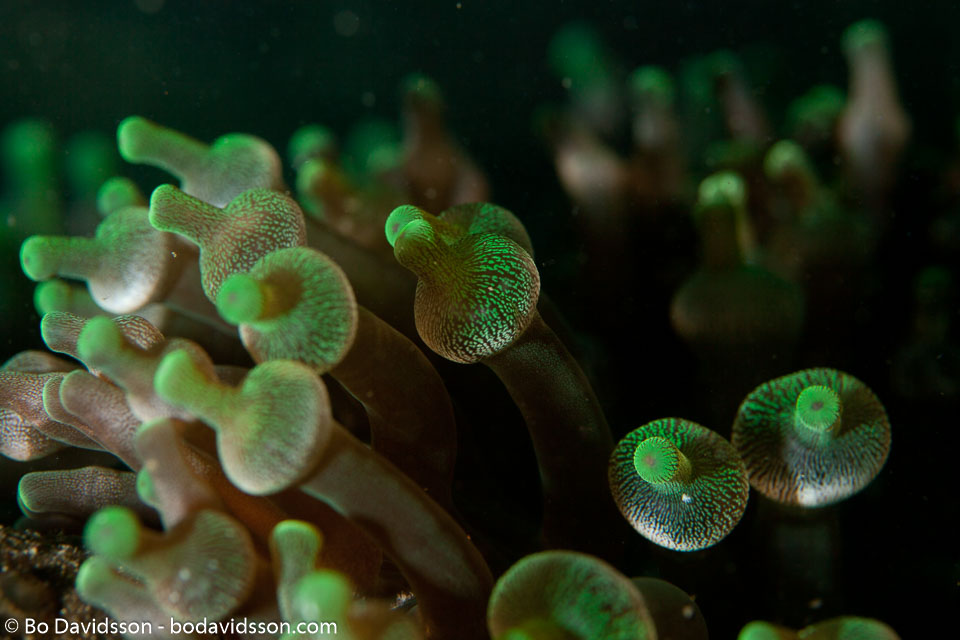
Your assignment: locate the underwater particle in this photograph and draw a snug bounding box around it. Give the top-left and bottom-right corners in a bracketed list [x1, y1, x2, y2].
[609, 418, 749, 551]
[732, 368, 891, 507]
[487, 550, 656, 640]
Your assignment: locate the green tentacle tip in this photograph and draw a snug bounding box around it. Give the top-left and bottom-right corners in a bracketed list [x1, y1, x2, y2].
[84, 506, 141, 561]
[272, 519, 322, 544]
[16, 475, 38, 514]
[116, 116, 153, 162]
[737, 621, 794, 640]
[697, 171, 746, 211]
[76, 316, 125, 362]
[843, 19, 889, 53]
[385, 205, 429, 247]
[788, 85, 845, 131]
[76, 556, 115, 596]
[633, 436, 684, 484]
[97, 176, 145, 216]
[216, 273, 265, 325]
[20, 236, 57, 282]
[629, 66, 675, 105]
[288, 124, 335, 168]
[34, 280, 71, 314]
[136, 468, 158, 508]
[402, 72, 443, 105]
[154, 349, 203, 405]
[547, 23, 607, 84]
[291, 570, 352, 619]
[146, 183, 186, 233]
[764, 140, 811, 181]
[3, 116, 53, 149]
[795, 385, 841, 433]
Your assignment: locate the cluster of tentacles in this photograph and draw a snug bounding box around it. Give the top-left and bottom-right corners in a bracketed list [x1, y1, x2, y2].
[0, 18, 912, 640]
[1, 103, 678, 638]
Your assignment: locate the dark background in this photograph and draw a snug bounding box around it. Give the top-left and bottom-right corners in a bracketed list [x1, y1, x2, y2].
[1, 0, 957, 637]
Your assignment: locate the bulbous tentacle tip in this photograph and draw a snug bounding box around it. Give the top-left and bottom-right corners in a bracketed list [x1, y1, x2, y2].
[632, 436, 685, 484]
[413, 232, 540, 364]
[842, 19, 889, 54]
[33, 281, 66, 315]
[737, 621, 797, 640]
[795, 385, 842, 433]
[697, 171, 747, 212]
[440, 202, 535, 257]
[2, 118, 56, 162]
[146, 183, 187, 229]
[489, 551, 655, 640]
[402, 72, 444, 109]
[97, 176, 147, 216]
[216, 273, 265, 325]
[76, 315, 125, 364]
[34, 280, 94, 316]
[218, 247, 357, 372]
[385, 204, 431, 248]
[154, 348, 207, 407]
[288, 124, 336, 170]
[547, 22, 607, 80]
[135, 467, 158, 508]
[289, 570, 353, 622]
[629, 65, 675, 105]
[75, 556, 117, 596]
[16, 474, 40, 515]
[764, 140, 812, 181]
[84, 506, 141, 561]
[116, 115, 154, 163]
[296, 156, 332, 191]
[220, 361, 332, 495]
[20, 236, 57, 281]
[271, 519, 323, 548]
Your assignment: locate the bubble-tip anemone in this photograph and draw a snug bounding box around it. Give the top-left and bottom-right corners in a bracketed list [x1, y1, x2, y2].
[732, 368, 891, 507]
[609, 418, 749, 551]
